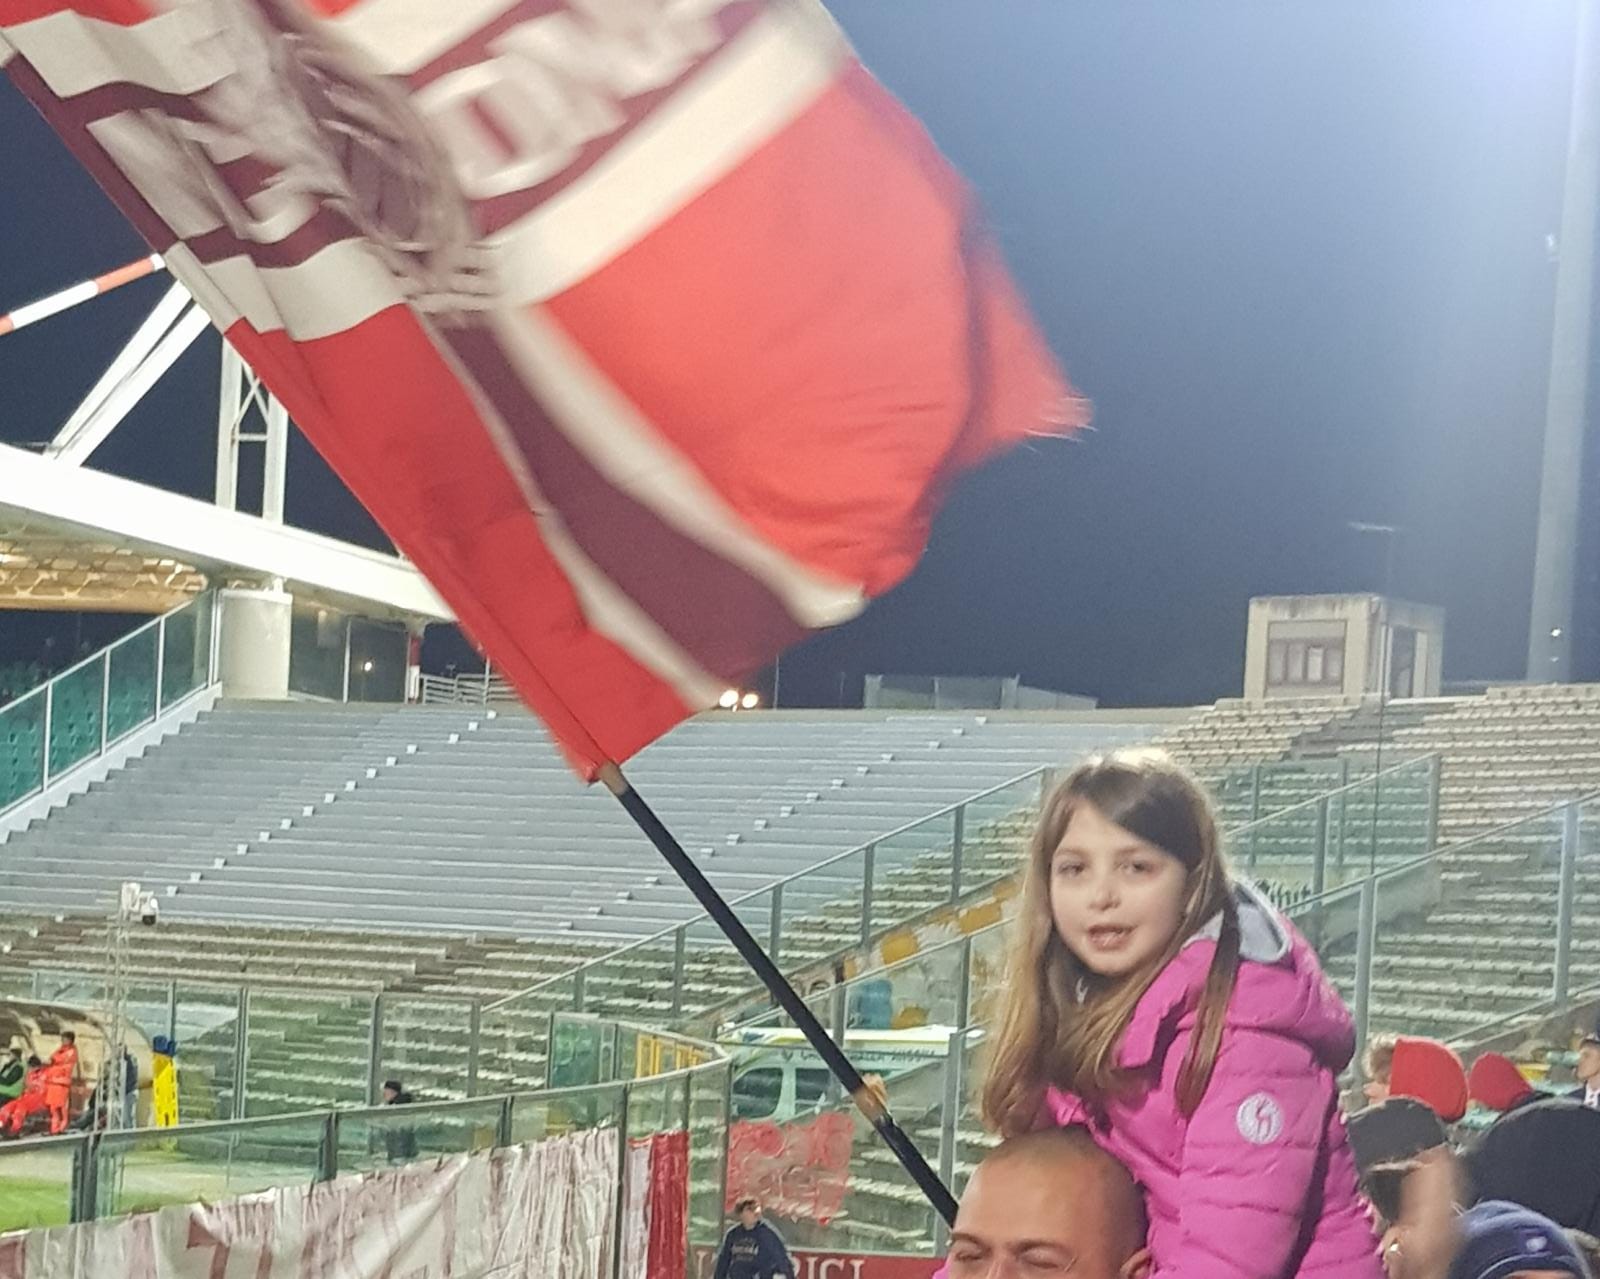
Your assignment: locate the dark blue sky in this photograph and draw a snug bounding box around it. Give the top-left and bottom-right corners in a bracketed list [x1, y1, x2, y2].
[0, 2, 1585, 705]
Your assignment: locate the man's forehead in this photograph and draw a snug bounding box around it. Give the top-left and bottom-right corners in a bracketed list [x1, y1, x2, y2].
[958, 1151, 1106, 1230]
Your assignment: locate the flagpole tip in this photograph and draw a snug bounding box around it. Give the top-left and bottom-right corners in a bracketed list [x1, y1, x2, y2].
[597, 761, 628, 796]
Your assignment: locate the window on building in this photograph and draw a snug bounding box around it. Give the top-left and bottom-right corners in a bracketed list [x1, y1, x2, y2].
[1268, 637, 1346, 688]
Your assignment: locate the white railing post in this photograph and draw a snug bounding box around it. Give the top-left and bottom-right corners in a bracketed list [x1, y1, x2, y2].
[153, 615, 167, 714]
[1555, 802, 1580, 1009]
[99, 647, 111, 754]
[41, 681, 54, 789]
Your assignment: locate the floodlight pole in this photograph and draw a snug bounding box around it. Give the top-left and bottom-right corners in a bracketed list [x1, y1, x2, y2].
[598, 762, 959, 1226]
[1527, 0, 1600, 684]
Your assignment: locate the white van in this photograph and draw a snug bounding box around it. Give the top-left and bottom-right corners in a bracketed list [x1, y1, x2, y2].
[722, 1026, 966, 1123]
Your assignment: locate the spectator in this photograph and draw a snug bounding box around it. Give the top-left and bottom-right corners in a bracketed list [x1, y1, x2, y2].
[943, 1127, 1151, 1279]
[43, 1031, 78, 1135]
[0, 1046, 23, 1103]
[0, 1056, 46, 1138]
[1467, 1099, 1600, 1237]
[1365, 1035, 1469, 1124]
[713, 1196, 795, 1279]
[982, 751, 1383, 1278]
[1568, 1030, 1600, 1110]
[381, 1078, 416, 1163]
[1350, 1098, 1450, 1181]
[1469, 1053, 1537, 1115]
[1449, 1201, 1591, 1279]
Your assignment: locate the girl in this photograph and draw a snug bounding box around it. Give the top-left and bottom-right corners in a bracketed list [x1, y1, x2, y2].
[982, 749, 1383, 1279]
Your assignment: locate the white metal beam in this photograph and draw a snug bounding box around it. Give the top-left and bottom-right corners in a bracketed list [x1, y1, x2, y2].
[47, 304, 211, 467]
[0, 443, 452, 622]
[46, 280, 193, 464]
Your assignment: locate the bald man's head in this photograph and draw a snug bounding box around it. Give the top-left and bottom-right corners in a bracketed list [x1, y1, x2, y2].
[947, 1128, 1151, 1279]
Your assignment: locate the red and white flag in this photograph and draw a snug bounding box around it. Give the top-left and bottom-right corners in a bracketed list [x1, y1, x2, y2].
[0, 0, 1087, 777]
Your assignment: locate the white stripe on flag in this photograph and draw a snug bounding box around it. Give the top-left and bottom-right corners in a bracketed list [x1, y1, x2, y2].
[1, 3, 231, 98]
[323, 0, 522, 77]
[491, 304, 866, 629]
[490, 0, 849, 305]
[425, 320, 728, 713]
[162, 239, 406, 341]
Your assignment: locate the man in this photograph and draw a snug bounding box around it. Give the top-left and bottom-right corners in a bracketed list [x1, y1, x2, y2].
[381, 1078, 417, 1163]
[0, 1056, 47, 1138]
[713, 1197, 795, 1279]
[1568, 1030, 1600, 1109]
[944, 1128, 1151, 1279]
[42, 1031, 78, 1135]
[0, 1046, 24, 1103]
[1448, 1201, 1592, 1279]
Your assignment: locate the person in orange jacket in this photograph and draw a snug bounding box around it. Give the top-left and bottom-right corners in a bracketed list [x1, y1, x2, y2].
[42, 1031, 78, 1135]
[0, 1057, 48, 1137]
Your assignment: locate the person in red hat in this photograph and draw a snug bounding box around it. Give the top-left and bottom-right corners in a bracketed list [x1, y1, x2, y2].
[1468, 1052, 1537, 1115]
[1364, 1035, 1469, 1123]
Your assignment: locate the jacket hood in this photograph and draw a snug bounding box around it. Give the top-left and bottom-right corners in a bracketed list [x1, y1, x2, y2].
[1468, 1052, 1535, 1114]
[1117, 880, 1355, 1073]
[1391, 1037, 1469, 1123]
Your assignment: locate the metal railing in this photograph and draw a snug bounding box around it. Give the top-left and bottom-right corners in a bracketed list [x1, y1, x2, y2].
[0, 592, 218, 816]
[1231, 753, 1440, 895]
[1285, 786, 1600, 1064]
[417, 671, 519, 705]
[480, 766, 1058, 1023]
[0, 1013, 731, 1262]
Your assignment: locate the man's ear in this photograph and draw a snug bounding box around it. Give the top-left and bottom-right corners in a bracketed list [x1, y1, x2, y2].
[1118, 1246, 1153, 1279]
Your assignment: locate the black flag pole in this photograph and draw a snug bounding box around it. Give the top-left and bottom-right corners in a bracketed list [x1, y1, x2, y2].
[598, 761, 960, 1227]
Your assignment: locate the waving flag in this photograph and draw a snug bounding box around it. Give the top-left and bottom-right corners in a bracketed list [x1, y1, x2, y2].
[0, 0, 1086, 777]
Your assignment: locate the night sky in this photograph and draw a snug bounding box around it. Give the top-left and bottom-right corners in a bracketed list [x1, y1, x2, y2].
[0, 2, 1587, 707]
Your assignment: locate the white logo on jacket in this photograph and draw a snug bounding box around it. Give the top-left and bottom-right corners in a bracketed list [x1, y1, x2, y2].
[1235, 1092, 1285, 1145]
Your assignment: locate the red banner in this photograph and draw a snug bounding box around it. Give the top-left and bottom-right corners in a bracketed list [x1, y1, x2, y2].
[0, 0, 1082, 777]
[727, 1111, 855, 1226]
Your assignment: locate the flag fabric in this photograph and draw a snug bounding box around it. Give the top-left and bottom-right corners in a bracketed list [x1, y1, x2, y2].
[0, 0, 1086, 778]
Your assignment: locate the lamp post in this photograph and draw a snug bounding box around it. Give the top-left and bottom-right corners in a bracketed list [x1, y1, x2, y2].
[1350, 522, 1401, 875]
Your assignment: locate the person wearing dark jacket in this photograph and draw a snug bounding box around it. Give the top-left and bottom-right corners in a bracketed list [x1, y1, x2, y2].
[380, 1079, 417, 1162]
[1469, 1097, 1600, 1237]
[713, 1198, 794, 1279]
[1568, 1029, 1600, 1109]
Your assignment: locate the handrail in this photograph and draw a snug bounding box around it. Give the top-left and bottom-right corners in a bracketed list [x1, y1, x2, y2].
[487, 751, 1447, 1015]
[1, 592, 218, 820]
[1225, 752, 1438, 838]
[483, 764, 1054, 1013]
[1283, 784, 1600, 919]
[0, 1013, 730, 1231]
[0, 594, 203, 718]
[716, 773, 1589, 1042]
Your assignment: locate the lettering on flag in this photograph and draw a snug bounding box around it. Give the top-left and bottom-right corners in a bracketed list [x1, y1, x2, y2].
[1, 0, 1085, 774]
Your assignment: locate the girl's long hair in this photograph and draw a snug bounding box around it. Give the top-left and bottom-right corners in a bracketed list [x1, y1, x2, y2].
[981, 749, 1241, 1138]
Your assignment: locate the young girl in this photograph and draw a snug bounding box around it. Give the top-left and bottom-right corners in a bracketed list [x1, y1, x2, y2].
[982, 749, 1383, 1279]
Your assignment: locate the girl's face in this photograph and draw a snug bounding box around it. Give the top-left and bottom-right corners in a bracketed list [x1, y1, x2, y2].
[1049, 802, 1190, 979]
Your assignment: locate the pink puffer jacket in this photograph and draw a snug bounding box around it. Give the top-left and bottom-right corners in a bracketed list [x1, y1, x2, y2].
[1043, 884, 1383, 1279]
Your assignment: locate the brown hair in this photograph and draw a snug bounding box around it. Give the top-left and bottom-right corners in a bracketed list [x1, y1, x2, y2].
[1364, 1034, 1399, 1084]
[981, 749, 1240, 1137]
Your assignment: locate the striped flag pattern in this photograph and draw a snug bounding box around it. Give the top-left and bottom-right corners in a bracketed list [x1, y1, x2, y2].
[0, 0, 1086, 777]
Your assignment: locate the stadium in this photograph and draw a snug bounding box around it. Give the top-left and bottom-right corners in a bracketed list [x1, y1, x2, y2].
[3, 3, 1600, 1279]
